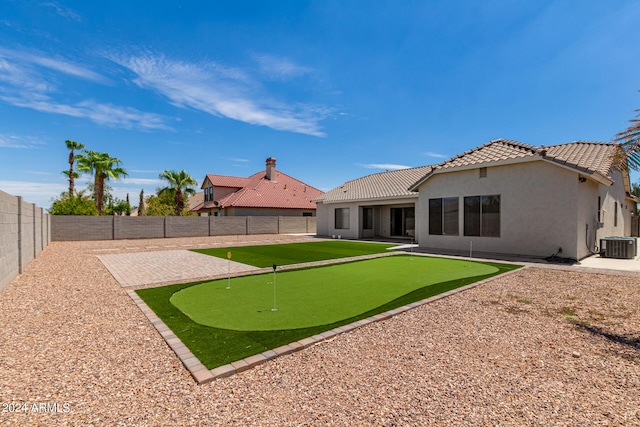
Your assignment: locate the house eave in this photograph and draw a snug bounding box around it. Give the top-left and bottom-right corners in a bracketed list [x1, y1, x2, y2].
[315, 193, 418, 205]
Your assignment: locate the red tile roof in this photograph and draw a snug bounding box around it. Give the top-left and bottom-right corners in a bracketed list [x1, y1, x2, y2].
[202, 174, 250, 188]
[194, 169, 322, 211]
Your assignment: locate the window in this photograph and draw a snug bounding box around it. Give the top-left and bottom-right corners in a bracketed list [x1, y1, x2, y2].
[335, 208, 350, 229]
[479, 167, 487, 178]
[429, 197, 459, 235]
[303, 212, 313, 217]
[464, 195, 500, 237]
[362, 207, 373, 229]
[614, 202, 618, 227]
[597, 196, 601, 222]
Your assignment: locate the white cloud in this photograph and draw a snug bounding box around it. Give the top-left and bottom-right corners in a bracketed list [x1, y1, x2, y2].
[359, 163, 412, 171]
[110, 52, 328, 137]
[254, 54, 313, 80]
[0, 134, 46, 149]
[424, 151, 449, 159]
[40, 2, 83, 22]
[121, 177, 163, 186]
[0, 95, 173, 131]
[0, 47, 109, 85]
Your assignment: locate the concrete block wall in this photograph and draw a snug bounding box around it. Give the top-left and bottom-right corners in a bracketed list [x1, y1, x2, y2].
[279, 217, 316, 234]
[0, 190, 50, 292]
[51, 216, 114, 241]
[115, 216, 164, 239]
[166, 216, 210, 238]
[51, 215, 316, 241]
[210, 217, 247, 236]
[247, 216, 279, 235]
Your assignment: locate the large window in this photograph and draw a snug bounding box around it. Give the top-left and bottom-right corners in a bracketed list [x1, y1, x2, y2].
[429, 197, 459, 235]
[335, 208, 350, 229]
[464, 195, 500, 237]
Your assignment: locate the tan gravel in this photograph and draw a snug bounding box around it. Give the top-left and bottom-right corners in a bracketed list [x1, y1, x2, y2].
[1, 236, 639, 426]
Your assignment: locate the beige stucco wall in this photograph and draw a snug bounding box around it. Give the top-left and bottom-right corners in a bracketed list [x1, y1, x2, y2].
[416, 160, 587, 259]
[596, 169, 634, 239]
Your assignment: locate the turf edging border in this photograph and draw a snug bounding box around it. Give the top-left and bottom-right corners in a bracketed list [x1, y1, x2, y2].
[127, 263, 527, 385]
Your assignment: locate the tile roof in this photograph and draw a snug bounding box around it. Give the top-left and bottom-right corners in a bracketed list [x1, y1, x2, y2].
[438, 139, 538, 170]
[314, 166, 432, 203]
[544, 141, 617, 176]
[202, 174, 250, 188]
[194, 169, 323, 211]
[409, 139, 619, 190]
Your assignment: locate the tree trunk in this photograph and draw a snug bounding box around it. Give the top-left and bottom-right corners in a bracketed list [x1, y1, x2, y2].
[68, 151, 75, 196]
[95, 173, 104, 215]
[175, 189, 184, 216]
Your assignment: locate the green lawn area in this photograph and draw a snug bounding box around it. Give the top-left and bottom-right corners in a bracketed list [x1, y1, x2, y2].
[137, 254, 521, 369]
[191, 240, 397, 267]
[171, 256, 498, 330]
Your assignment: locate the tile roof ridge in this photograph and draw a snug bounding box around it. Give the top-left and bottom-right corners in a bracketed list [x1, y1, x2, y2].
[269, 169, 323, 192]
[546, 140, 616, 147]
[433, 138, 535, 170]
[342, 165, 433, 184]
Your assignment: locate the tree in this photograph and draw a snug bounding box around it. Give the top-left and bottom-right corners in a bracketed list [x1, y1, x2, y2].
[64, 140, 85, 196]
[158, 169, 198, 216]
[76, 150, 128, 215]
[144, 193, 175, 216]
[49, 190, 98, 215]
[613, 105, 640, 171]
[138, 189, 146, 216]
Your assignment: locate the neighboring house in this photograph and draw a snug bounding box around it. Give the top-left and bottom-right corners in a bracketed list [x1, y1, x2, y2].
[317, 139, 639, 261]
[192, 157, 323, 216]
[314, 166, 432, 240]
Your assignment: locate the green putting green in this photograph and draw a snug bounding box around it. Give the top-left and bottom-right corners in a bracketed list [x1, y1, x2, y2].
[191, 240, 397, 267]
[170, 255, 498, 331]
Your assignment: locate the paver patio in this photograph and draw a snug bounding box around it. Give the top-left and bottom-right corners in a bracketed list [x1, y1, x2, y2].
[98, 249, 261, 287]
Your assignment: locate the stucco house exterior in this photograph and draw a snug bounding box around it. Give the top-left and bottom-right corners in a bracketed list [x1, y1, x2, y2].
[192, 157, 323, 217]
[314, 166, 432, 240]
[316, 139, 639, 261]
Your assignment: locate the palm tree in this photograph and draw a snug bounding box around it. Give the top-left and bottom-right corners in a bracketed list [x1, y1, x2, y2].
[76, 150, 128, 215]
[158, 169, 198, 216]
[613, 106, 640, 171]
[64, 139, 85, 196]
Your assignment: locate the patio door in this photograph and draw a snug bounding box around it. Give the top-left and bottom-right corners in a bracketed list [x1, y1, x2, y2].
[390, 207, 415, 238]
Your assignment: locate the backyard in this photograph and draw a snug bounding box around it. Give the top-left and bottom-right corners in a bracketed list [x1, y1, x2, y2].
[1, 234, 639, 426]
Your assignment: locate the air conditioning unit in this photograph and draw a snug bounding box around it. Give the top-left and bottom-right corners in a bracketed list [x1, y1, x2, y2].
[600, 237, 638, 259]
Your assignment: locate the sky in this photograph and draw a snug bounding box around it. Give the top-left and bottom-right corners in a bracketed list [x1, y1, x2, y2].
[1, 0, 640, 209]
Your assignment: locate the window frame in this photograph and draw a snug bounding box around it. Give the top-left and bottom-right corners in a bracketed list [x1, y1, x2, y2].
[335, 207, 350, 230]
[463, 194, 500, 237]
[429, 197, 459, 236]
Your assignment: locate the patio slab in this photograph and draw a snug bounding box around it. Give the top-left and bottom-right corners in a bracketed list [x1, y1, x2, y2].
[98, 249, 260, 287]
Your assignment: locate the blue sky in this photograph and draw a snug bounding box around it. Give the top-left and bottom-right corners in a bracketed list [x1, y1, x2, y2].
[1, 0, 640, 209]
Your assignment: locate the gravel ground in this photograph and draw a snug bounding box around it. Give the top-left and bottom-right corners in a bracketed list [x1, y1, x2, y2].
[1, 236, 639, 426]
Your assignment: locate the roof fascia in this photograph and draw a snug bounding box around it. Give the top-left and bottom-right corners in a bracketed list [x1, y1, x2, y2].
[315, 194, 418, 205]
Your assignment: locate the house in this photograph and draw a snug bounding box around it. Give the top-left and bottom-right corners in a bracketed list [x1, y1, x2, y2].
[192, 157, 323, 217]
[316, 139, 639, 261]
[314, 165, 432, 240]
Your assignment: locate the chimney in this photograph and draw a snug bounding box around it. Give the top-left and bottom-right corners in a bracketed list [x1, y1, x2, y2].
[266, 157, 276, 181]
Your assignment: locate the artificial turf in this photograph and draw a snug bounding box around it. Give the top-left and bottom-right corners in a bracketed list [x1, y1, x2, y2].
[171, 256, 498, 330]
[190, 240, 397, 267]
[136, 255, 521, 369]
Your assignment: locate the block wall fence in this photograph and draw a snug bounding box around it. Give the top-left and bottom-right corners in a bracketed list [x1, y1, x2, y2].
[0, 190, 51, 292]
[51, 215, 316, 241]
